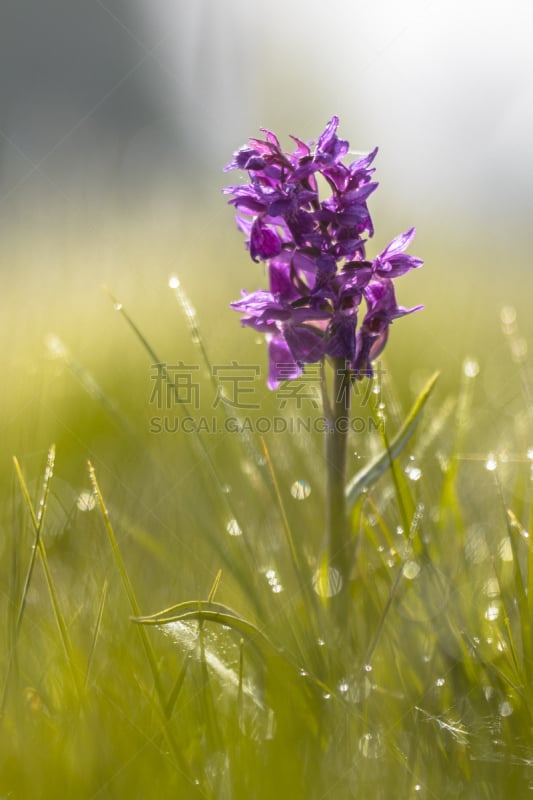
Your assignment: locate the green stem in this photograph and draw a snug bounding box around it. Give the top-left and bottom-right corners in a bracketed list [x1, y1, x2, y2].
[323, 359, 351, 601]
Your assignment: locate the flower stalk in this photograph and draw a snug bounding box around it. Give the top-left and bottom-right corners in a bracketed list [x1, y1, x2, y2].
[323, 360, 352, 602]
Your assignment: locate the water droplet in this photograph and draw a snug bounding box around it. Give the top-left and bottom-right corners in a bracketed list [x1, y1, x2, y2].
[77, 491, 96, 512]
[272, 584, 283, 594]
[499, 537, 513, 562]
[221, 484, 232, 494]
[500, 306, 517, 326]
[483, 578, 500, 598]
[463, 358, 480, 378]
[396, 525, 404, 536]
[113, 302, 123, 311]
[528, 448, 533, 461]
[435, 677, 445, 687]
[405, 465, 422, 481]
[338, 680, 349, 694]
[226, 519, 242, 537]
[363, 664, 373, 673]
[317, 638, 326, 647]
[499, 700, 513, 717]
[299, 668, 308, 678]
[414, 784, 422, 793]
[485, 605, 500, 621]
[312, 567, 343, 598]
[323, 692, 331, 700]
[358, 731, 384, 759]
[168, 275, 180, 289]
[484, 686, 494, 701]
[403, 560, 421, 580]
[45, 333, 66, 358]
[485, 455, 497, 472]
[290, 480, 311, 500]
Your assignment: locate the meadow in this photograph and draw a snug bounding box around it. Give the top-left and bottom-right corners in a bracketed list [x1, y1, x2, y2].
[1, 200, 533, 799]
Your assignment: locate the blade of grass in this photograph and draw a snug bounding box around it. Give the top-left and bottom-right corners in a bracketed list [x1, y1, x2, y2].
[207, 570, 222, 604]
[84, 579, 108, 689]
[88, 461, 196, 784]
[165, 653, 191, 720]
[2, 447, 83, 711]
[133, 602, 331, 699]
[345, 372, 439, 509]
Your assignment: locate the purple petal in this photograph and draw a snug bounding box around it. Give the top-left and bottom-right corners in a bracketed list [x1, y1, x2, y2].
[268, 336, 301, 389]
[380, 228, 417, 257]
[250, 220, 282, 261]
[285, 325, 324, 362]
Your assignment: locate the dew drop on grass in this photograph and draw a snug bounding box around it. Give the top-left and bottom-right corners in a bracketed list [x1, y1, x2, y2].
[45, 333, 66, 359]
[499, 700, 513, 717]
[226, 519, 242, 537]
[290, 480, 311, 500]
[77, 491, 96, 512]
[113, 302, 123, 311]
[312, 567, 343, 598]
[264, 568, 283, 594]
[528, 448, 533, 460]
[168, 275, 180, 289]
[338, 680, 349, 694]
[363, 664, 373, 673]
[403, 560, 421, 580]
[463, 358, 480, 378]
[435, 677, 445, 687]
[405, 465, 422, 481]
[358, 731, 384, 759]
[485, 455, 497, 472]
[483, 686, 494, 701]
[485, 605, 500, 621]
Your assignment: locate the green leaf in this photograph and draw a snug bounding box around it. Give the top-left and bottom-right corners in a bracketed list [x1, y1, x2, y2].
[345, 372, 439, 509]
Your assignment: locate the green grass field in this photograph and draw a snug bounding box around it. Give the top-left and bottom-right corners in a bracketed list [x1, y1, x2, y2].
[1, 208, 533, 798]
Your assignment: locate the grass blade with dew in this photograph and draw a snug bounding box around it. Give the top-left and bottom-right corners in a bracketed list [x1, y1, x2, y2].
[169, 274, 277, 502]
[137, 612, 326, 741]
[2, 448, 56, 714]
[133, 601, 332, 702]
[494, 472, 533, 688]
[45, 333, 138, 438]
[259, 437, 326, 667]
[8, 446, 82, 699]
[88, 461, 196, 782]
[345, 372, 439, 510]
[103, 287, 269, 615]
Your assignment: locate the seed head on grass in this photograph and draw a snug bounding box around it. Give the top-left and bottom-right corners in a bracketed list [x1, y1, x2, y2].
[224, 116, 423, 387]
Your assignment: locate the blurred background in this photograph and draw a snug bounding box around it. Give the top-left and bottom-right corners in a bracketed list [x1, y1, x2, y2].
[1, 0, 532, 480]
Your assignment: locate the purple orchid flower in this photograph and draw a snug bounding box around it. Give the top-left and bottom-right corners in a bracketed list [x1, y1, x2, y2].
[225, 117, 423, 387]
